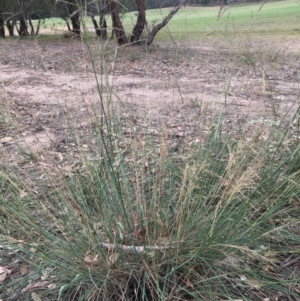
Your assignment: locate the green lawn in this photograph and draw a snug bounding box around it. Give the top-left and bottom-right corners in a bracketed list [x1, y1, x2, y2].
[126, 0, 300, 38]
[35, 0, 300, 40]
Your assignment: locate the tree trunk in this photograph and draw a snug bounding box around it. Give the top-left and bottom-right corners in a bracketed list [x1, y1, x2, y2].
[66, 20, 71, 32]
[70, 12, 80, 35]
[7, 20, 15, 37]
[91, 14, 101, 37]
[15, 22, 20, 36]
[19, 15, 29, 36]
[98, 0, 107, 39]
[67, 4, 80, 35]
[146, 0, 187, 46]
[35, 18, 41, 36]
[0, 15, 5, 38]
[28, 17, 41, 36]
[130, 0, 146, 44]
[106, 0, 127, 45]
[28, 18, 35, 36]
[62, 17, 72, 32]
[100, 9, 107, 39]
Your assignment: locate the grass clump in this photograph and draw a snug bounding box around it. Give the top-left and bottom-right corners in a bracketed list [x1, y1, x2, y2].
[1, 95, 300, 300]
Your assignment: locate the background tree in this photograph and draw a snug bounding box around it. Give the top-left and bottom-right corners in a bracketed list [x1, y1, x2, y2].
[0, 0, 56, 37]
[99, 0, 108, 39]
[2, 0, 234, 40]
[89, 0, 107, 39]
[0, 14, 4, 38]
[53, 0, 188, 43]
[16, 0, 31, 36]
[66, 0, 81, 35]
[130, 0, 146, 44]
[145, 0, 187, 45]
[54, 0, 105, 37]
[0, 0, 18, 37]
[106, 0, 128, 44]
[106, 0, 188, 46]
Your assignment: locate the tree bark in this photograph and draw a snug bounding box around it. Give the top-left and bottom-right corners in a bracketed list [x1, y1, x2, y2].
[28, 17, 41, 36]
[19, 15, 29, 36]
[28, 18, 35, 36]
[67, 4, 80, 35]
[62, 16, 72, 32]
[7, 20, 15, 37]
[70, 12, 80, 35]
[0, 15, 5, 38]
[91, 14, 101, 37]
[146, 0, 187, 46]
[106, 0, 127, 45]
[66, 20, 71, 32]
[130, 0, 146, 44]
[100, 8, 107, 39]
[35, 18, 41, 36]
[95, 0, 107, 39]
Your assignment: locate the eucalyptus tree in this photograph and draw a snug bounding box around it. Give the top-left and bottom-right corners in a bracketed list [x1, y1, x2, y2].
[52, 0, 187, 43]
[0, 14, 4, 38]
[19, 0, 55, 36]
[0, 0, 56, 37]
[0, 5, 5, 38]
[54, 0, 96, 36]
[89, 0, 107, 39]
[0, 0, 19, 37]
[65, 0, 81, 35]
[106, 0, 188, 46]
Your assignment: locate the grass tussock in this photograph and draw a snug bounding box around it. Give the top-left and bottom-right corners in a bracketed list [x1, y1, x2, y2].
[1, 94, 300, 300]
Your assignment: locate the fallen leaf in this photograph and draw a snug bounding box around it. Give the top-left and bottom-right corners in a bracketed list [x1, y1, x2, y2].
[86, 255, 95, 263]
[84, 254, 99, 264]
[146, 250, 155, 258]
[245, 278, 261, 289]
[57, 152, 64, 161]
[0, 137, 13, 143]
[264, 264, 274, 272]
[240, 275, 247, 281]
[108, 253, 119, 265]
[20, 190, 28, 199]
[20, 266, 28, 276]
[157, 237, 170, 246]
[10, 259, 21, 265]
[31, 292, 42, 301]
[0, 267, 8, 282]
[48, 283, 56, 289]
[289, 197, 299, 208]
[21, 281, 49, 293]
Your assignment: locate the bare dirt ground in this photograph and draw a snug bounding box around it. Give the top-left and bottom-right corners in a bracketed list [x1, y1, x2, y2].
[0, 36, 299, 166]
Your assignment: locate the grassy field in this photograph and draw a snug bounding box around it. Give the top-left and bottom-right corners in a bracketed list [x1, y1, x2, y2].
[37, 0, 300, 39]
[125, 0, 300, 36]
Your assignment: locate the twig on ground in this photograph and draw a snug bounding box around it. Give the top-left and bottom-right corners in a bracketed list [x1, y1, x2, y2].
[100, 242, 171, 254]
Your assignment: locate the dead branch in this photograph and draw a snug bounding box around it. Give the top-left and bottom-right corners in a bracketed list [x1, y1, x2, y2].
[100, 242, 170, 254]
[146, 0, 188, 46]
